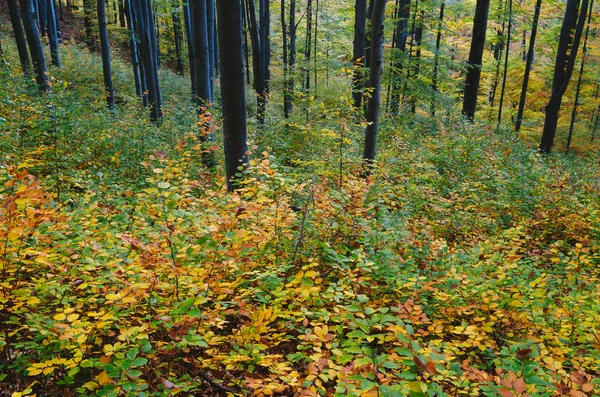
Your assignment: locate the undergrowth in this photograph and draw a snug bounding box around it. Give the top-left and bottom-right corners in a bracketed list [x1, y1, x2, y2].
[1, 40, 599, 397]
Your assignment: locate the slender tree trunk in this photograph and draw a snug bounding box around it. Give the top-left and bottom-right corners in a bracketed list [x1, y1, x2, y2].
[540, 0, 588, 152]
[313, 0, 318, 97]
[172, 3, 184, 75]
[389, 0, 409, 114]
[216, 0, 248, 191]
[521, 30, 526, 60]
[409, 9, 423, 114]
[515, 0, 541, 131]
[124, 0, 143, 100]
[462, 0, 490, 120]
[303, 0, 312, 92]
[285, 0, 296, 116]
[242, 0, 251, 84]
[566, 0, 593, 151]
[497, 0, 512, 124]
[118, 0, 125, 26]
[431, 1, 444, 116]
[190, 0, 211, 104]
[362, 0, 387, 171]
[183, 0, 195, 93]
[97, 0, 114, 108]
[20, 0, 49, 91]
[352, 0, 367, 108]
[47, 0, 61, 67]
[83, 0, 96, 52]
[207, 0, 215, 97]
[7, 0, 31, 74]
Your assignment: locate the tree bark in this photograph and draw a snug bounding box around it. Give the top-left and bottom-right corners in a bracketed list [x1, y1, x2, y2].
[47, 0, 61, 67]
[362, 0, 387, 171]
[216, 0, 248, 192]
[539, 0, 588, 152]
[497, 0, 512, 124]
[83, 0, 96, 52]
[20, 0, 49, 91]
[431, 1, 444, 116]
[389, 0, 409, 114]
[566, 0, 593, 151]
[462, 0, 490, 120]
[172, 2, 184, 75]
[352, 0, 367, 108]
[515, 0, 541, 131]
[97, 0, 114, 108]
[7, 0, 31, 74]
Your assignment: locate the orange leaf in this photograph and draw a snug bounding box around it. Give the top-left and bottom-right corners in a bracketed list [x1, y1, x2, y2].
[498, 388, 514, 397]
[425, 360, 437, 375]
[513, 378, 526, 394]
[516, 348, 532, 360]
[413, 356, 427, 370]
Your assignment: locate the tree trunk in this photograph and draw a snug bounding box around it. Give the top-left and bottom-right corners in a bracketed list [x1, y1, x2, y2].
[83, 0, 96, 52]
[207, 0, 215, 97]
[47, 0, 61, 67]
[362, 0, 387, 171]
[352, 0, 367, 108]
[7, 0, 31, 74]
[216, 0, 248, 191]
[539, 0, 587, 152]
[124, 0, 143, 100]
[515, 0, 541, 131]
[462, 0, 490, 120]
[284, 0, 296, 116]
[20, 0, 49, 91]
[431, 1, 444, 116]
[183, 0, 195, 93]
[190, 0, 211, 104]
[303, 0, 312, 92]
[389, 0, 409, 114]
[172, 3, 184, 75]
[566, 0, 593, 151]
[497, 0, 512, 124]
[97, 0, 114, 108]
[409, 9, 423, 114]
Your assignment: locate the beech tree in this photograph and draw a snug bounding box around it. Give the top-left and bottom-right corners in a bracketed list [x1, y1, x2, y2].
[282, 0, 297, 118]
[7, 0, 31, 74]
[539, 0, 588, 153]
[515, 0, 542, 131]
[97, 0, 114, 108]
[352, 0, 367, 108]
[20, 0, 50, 91]
[362, 0, 387, 171]
[47, 0, 61, 67]
[388, 0, 409, 114]
[216, 0, 248, 191]
[462, 0, 490, 120]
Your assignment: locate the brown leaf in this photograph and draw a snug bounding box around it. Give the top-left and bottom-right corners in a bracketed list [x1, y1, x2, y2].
[513, 378, 526, 394]
[425, 360, 437, 375]
[570, 391, 587, 397]
[516, 348, 532, 360]
[498, 388, 514, 397]
[413, 356, 427, 370]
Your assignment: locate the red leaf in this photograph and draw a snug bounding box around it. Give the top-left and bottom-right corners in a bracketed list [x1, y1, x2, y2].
[513, 378, 526, 393]
[516, 348, 532, 360]
[413, 356, 427, 370]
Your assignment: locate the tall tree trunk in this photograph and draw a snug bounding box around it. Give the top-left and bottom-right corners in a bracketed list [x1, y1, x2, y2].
[7, 0, 31, 74]
[313, 0, 318, 97]
[285, 0, 296, 116]
[242, 0, 251, 84]
[431, 1, 444, 116]
[389, 0, 409, 114]
[566, 0, 593, 151]
[352, 0, 367, 108]
[190, 0, 211, 104]
[207, 0, 215, 97]
[521, 30, 526, 60]
[183, 0, 195, 94]
[409, 9, 423, 114]
[124, 0, 143, 100]
[462, 0, 490, 120]
[97, 0, 114, 108]
[83, 0, 96, 52]
[303, 0, 312, 92]
[497, 0, 512, 124]
[172, 3, 184, 75]
[47, 0, 61, 67]
[132, 0, 162, 121]
[488, 9, 504, 106]
[362, 0, 387, 171]
[20, 0, 49, 91]
[539, 0, 587, 152]
[216, 0, 248, 191]
[515, 0, 541, 131]
[258, 0, 270, 118]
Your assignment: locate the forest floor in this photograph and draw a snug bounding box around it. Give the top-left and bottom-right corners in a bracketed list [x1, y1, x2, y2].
[1, 39, 600, 397]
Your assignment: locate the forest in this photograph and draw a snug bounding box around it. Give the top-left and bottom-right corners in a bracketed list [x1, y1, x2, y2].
[0, 0, 599, 396]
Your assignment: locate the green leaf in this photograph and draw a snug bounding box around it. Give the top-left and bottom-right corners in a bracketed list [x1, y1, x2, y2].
[130, 357, 148, 367]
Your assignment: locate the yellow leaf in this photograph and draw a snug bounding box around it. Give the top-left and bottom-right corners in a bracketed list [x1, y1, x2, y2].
[43, 366, 55, 375]
[67, 314, 79, 322]
[53, 313, 66, 321]
[82, 381, 99, 390]
[96, 371, 111, 386]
